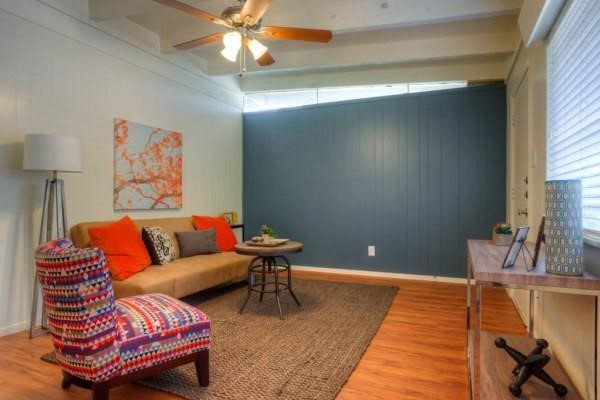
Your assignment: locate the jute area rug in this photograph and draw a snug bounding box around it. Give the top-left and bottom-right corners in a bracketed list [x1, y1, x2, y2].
[43, 279, 397, 400]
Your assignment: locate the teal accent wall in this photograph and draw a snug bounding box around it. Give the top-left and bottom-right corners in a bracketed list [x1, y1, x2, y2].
[243, 86, 506, 277]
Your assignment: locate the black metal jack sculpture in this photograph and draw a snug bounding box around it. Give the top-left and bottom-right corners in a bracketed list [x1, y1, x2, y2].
[494, 337, 568, 397]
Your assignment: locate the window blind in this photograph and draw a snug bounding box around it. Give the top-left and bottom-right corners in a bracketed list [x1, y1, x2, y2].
[547, 0, 600, 242]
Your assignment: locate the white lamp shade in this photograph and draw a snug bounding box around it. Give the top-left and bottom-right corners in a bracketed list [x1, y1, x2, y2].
[222, 31, 242, 51]
[248, 39, 268, 60]
[221, 46, 240, 62]
[23, 134, 83, 172]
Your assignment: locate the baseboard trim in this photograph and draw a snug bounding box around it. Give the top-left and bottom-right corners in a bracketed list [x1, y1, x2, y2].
[0, 321, 28, 337]
[293, 265, 467, 284]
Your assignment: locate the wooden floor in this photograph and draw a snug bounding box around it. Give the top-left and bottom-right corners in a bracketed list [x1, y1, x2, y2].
[0, 272, 526, 400]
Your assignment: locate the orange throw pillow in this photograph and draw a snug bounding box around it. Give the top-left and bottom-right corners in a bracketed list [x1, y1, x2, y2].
[88, 216, 151, 281]
[192, 215, 238, 252]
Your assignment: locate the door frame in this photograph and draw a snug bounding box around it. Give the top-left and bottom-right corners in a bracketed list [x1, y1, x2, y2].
[507, 67, 532, 331]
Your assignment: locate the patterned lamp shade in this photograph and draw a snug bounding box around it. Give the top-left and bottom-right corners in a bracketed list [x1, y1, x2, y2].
[545, 180, 583, 275]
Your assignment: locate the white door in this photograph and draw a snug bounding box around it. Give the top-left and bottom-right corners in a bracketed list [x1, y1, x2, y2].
[513, 74, 529, 227]
[507, 72, 530, 327]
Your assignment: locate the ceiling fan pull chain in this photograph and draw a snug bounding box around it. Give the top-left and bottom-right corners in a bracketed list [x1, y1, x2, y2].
[242, 43, 248, 75]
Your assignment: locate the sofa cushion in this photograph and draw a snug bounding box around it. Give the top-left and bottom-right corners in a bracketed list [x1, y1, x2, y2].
[115, 293, 210, 374]
[192, 215, 238, 252]
[88, 216, 151, 281]
[142, 226, 177, 265]
[176, 229, 219, 257]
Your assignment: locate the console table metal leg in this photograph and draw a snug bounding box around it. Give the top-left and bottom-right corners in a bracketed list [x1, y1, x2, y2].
[528, 289, 535, 336]
[595, 296, 598, 400]
[466, 262, 473, 400]
[473, 284, 482, 400]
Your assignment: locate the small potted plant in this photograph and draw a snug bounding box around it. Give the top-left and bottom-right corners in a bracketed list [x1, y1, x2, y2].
[493, 223, 513, 246]
[260, 225, 277, 242]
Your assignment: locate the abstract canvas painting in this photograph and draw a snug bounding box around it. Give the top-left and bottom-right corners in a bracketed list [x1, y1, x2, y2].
[114, 118, 182, 210]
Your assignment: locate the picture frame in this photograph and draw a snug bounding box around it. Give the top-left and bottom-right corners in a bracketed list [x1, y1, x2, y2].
[222, 212, 234, 225]
[501, 226, 530, 269]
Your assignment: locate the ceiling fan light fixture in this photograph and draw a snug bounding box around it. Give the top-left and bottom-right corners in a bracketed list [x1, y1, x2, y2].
[247, 38, 268, 60]
[221, 46, 240, 62]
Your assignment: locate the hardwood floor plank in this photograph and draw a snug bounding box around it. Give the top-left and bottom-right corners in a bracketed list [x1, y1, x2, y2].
[0, 273, 525, 400]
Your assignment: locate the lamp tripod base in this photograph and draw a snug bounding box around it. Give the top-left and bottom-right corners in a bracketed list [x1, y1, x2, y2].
[29, 174, 68, 339]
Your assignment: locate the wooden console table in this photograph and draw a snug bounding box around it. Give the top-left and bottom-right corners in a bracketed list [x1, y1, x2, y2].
[467, 239, 600, 400]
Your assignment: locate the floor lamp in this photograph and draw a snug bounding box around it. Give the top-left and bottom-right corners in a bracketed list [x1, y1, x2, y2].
[23, 134, 82, 338]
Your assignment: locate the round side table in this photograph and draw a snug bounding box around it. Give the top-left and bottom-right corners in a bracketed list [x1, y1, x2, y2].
[235, 241, 303, 320]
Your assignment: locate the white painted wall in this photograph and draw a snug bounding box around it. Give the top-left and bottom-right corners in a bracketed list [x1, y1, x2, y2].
[0, 0, 243, 336]
[506, 40, 598, 400]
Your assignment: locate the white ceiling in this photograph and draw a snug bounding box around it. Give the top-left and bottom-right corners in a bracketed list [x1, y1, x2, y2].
[88, 0, 523, 77]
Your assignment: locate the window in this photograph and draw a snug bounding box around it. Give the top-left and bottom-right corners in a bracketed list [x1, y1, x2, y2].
[547, 0, 600, 245]
[243, 81, 467, 113]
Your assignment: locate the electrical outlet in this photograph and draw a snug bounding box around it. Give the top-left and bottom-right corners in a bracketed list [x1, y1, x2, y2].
[368, 246, 376, 257]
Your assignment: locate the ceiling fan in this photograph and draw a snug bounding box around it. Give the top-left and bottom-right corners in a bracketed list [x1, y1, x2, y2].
[153, 0, 333, 75]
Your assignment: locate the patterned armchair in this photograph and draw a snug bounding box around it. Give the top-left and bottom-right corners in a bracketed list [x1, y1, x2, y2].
[35, 239, 210, 400]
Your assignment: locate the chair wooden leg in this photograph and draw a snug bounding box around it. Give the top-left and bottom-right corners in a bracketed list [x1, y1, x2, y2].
[194, 350, 209, 387]
[61, 372, 72, 389]
[92, 382, 109, 400]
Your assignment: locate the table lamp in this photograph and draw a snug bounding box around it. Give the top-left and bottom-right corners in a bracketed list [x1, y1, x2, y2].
[23, 133, 83, 338]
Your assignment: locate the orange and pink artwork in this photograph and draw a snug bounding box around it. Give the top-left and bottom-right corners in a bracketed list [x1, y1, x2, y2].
[113, 118, 182, 210]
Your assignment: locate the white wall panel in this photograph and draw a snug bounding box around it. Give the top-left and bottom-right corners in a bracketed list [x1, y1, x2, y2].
[0, 1, 242, 335]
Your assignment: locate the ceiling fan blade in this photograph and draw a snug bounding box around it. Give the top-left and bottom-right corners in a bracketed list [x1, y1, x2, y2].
[256, 51, 275, 66]
[174, 32, 224, 50]
[259, 26, 333, 43]
[240, 0, 272, 25]
[152, 0, 229, 27]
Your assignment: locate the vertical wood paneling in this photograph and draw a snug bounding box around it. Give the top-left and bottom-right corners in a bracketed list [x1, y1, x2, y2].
[243, 86, 506, 277]
[406, 97, 421, 274]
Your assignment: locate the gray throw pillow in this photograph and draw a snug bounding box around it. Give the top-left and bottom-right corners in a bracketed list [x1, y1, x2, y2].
[176, 228, 220, 258]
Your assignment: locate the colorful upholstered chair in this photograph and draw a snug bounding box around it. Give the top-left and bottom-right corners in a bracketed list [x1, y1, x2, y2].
[35, 239, 210, 400]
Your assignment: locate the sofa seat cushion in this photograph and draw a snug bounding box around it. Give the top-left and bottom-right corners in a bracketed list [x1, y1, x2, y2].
[112, 265, 178, 299]
[115, 294, 210, 374]
[110, 252, 252, 299]
[170, 252, 250, 298]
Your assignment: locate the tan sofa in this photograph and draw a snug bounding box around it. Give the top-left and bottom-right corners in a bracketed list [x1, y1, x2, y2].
[70, 217, 251, 298]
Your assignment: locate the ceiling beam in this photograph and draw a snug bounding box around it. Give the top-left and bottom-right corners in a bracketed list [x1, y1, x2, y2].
[157, 1, 522, 53]
[204, 15, 519, 75]
[260, 0, 522, 33]
[88, 0, 522, 76]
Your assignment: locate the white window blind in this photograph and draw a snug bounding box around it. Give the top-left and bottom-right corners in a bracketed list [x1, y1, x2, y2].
[547, 0, 600, 243]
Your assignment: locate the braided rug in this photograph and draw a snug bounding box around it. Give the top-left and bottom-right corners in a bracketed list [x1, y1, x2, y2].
[44, 279, 397, 400]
